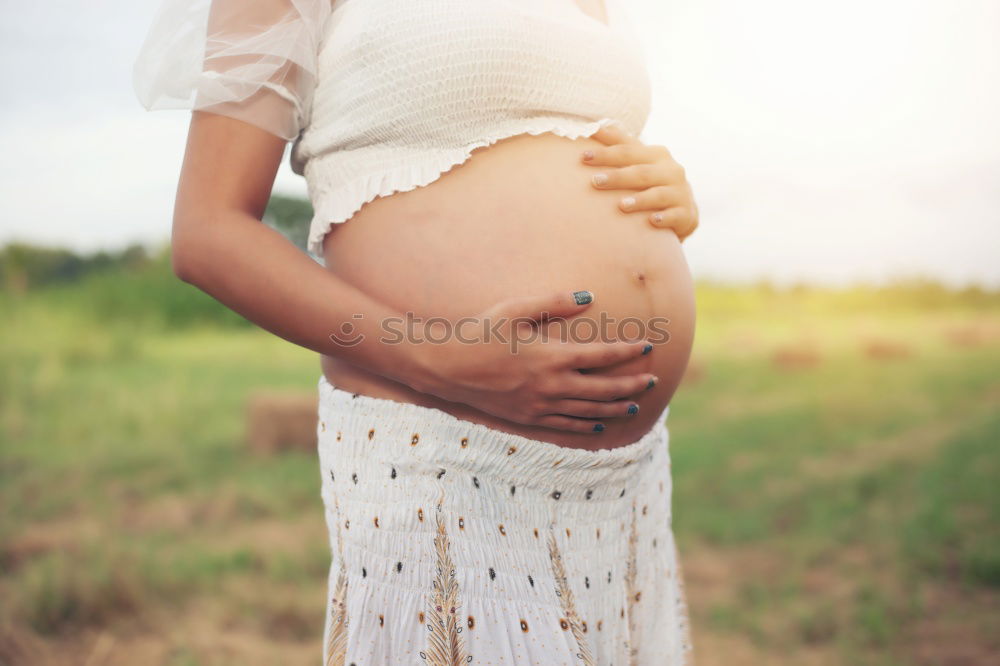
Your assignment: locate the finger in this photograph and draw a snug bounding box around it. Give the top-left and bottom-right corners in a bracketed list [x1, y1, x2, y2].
[584, 141, 674, 167]
[559, 372, 659, 401]
[619, 187, 685, 213]
[487, 289, 596, 323]
[590, 163, 675, 190]
[582, 142, 664, 167]
[589, 122, 639, 147]
[544, 398, 641, 419]
[678, 220, 699, 242]
[681, 208, 700, 241]
[559, 340, 653, 370]
[533, 414, 610, 434]
[649, 206, 696, 238]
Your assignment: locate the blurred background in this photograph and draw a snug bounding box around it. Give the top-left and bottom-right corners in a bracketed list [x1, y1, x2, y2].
[1, 0, 998, 664]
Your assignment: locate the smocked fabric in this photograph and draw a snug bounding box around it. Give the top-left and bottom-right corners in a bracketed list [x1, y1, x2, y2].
[316, 374, 692, 664]
[291, 0, 654, 256]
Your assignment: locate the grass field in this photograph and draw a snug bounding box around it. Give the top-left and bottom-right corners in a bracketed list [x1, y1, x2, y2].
[1, 265, 998, 665]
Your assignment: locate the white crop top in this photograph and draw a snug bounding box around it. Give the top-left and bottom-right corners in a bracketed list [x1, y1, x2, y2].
[134, 0, 653, 257]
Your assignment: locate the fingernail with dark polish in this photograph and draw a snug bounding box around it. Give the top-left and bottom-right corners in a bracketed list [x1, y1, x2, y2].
[646, 377, 657, 390]
[627, 404, 639, 416]
[573, 290, 593, 305]
[642, 343, 653, 355]
[593, 423, 605, 432]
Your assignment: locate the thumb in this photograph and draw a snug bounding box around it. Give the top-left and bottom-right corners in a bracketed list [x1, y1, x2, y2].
[591, 121, 637, 146]
[486, 290, 595, 323]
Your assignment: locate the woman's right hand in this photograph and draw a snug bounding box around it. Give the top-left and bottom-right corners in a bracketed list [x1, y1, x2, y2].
[406, 290, 658, 434]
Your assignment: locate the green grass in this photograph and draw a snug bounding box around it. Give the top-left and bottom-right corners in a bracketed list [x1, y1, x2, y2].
[1, 270, 999, 664]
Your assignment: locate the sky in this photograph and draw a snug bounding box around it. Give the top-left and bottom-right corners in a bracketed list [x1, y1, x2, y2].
[1, 0, 997, 287]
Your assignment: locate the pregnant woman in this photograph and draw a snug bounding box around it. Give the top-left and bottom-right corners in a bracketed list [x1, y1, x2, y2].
[135, 0, 698, 663]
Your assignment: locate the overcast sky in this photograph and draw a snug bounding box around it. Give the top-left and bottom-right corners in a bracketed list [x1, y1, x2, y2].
[1, 0, 997, 286]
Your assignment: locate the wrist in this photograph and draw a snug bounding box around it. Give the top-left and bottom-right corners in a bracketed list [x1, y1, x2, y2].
[392, 320, 455, 397]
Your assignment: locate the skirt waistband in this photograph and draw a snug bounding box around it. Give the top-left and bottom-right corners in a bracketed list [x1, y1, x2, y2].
[317, 374, 670, 496]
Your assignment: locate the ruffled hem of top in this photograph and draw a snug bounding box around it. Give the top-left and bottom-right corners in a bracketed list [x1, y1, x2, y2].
[303, 117, 621, 257]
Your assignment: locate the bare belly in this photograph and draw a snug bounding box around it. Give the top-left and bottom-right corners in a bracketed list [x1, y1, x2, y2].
[319, 132, 696, 450]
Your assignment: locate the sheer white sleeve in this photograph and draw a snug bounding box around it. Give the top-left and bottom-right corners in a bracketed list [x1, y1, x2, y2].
[132, 0, 333, 142]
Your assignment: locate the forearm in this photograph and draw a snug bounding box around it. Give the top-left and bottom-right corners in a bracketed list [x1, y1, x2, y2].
[172, 209, 433, 388]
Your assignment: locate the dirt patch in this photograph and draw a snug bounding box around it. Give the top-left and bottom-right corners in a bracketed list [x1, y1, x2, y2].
[903, 581, 1000, 666]
[0, 517, 102, 572]
[0, 622, 55, 666]
[4, 591, 323, 666]
[680, 539, 1000, 666]
[692, 631, 840, 666]
[681, 543, 782, 609]
[117, 493, 196, 534]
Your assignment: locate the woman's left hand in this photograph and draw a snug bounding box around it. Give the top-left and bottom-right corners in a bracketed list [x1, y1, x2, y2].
[581, 123, 699, 241]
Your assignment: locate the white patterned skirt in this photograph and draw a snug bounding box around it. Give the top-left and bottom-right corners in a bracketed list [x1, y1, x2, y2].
[316, 374, 693, 665]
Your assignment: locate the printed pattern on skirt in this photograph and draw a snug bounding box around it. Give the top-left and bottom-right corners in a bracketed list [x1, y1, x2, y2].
[316, 374, 693, 665]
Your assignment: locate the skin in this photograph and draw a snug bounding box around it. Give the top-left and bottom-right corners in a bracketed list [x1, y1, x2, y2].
[583, 124, 699, 241]
[171, 111, 693, 448]
[317, 129, 696, 449]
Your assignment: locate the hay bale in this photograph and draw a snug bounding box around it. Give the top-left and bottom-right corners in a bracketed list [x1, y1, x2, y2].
[246, 390, 319, 454]
[0, 623, 53, 666]
[862, 338, 912, 360]
[727, 330, 762, 354]
[771, 343, 822, 370]
[681, 358, 706, 385]
[945, 323, 1000, 348]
